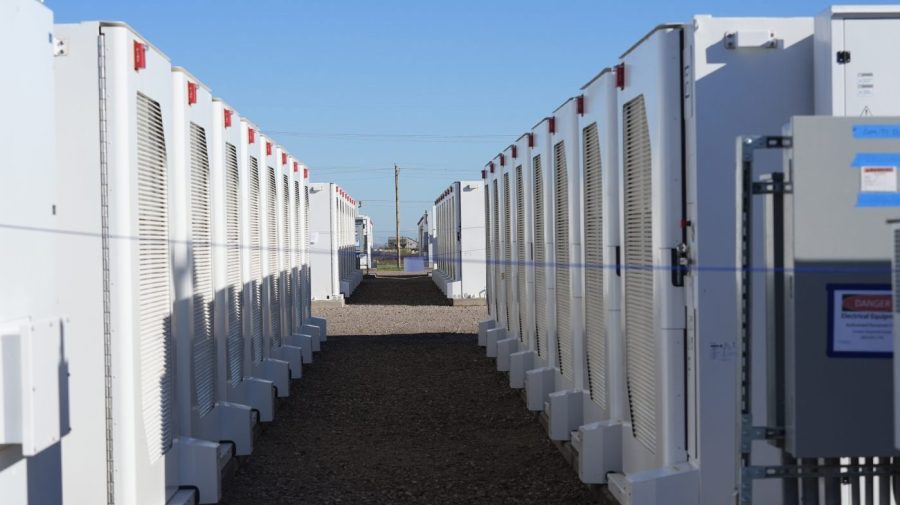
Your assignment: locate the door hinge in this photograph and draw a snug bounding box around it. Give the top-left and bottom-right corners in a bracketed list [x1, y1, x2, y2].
[836, 51, 851, 64]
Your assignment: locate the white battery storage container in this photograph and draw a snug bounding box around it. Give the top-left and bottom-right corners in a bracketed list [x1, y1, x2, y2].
[494, 146, 522, 373]
[432, 181, 488, 300]
[525, 117, 559, 413]
[210, 101, 277, 422]
[571, 68, 625, 484]
[241, 123, 291, 398]
[54, 22, 217, 504]
[309, 183, 361, 301]
[262, 142, 303, 379]
[283, 157, 315, 364]
[298, 167, 328, 346]
[544, 97, 588, 442]
[478, 161, 499, 347]
[0, 2, 67, 504]
[170, 69, 251, 473]
[508, 132, 537, 390]
[607, 17, 815, 505]
[484, 156, 511, 358]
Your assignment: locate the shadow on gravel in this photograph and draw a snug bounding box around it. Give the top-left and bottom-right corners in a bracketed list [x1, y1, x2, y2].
[220, 332, 603, 505]
[346, 273, 452, 307]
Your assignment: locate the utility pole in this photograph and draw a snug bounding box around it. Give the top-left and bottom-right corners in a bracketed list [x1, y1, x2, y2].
[394, 163, 401, 269]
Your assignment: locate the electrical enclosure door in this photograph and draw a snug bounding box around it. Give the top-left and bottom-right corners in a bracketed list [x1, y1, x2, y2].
[617, 27, 686, 473]
[841, 19, 900, 116]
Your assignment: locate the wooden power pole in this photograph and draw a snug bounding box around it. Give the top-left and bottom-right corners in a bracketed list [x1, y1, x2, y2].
[394, 164, 401, 269]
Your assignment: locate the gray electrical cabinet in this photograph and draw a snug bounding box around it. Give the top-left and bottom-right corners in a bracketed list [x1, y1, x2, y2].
[766, 116, 900, 457]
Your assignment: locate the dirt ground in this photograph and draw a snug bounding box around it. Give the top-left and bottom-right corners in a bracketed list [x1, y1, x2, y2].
[220, 273, 603, 505]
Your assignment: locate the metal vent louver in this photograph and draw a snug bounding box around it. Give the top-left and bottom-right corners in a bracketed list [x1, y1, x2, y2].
[623, 95, 656, 453]
[492, 180, 501, 322]
[189, 122, 215, 417]
[267, 167, 281, 347]
[225, 142, 243, 386]
[304, 187, 311, 320]
[282, 174, 291, 333]
[136, 92, 174, 461]
[484, 188, 491, 315]
[533, 154, 547, 358]
[516, 165, 526, 343]
[582, 122, 607, 409]
[294, 180, 302, 327]
[248, 156, 263, 362]
[554, 141, 572, 380]
[504, 172, 513, 331]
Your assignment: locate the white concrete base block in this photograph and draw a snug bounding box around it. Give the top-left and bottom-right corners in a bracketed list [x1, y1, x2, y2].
[271, 344, 304, 379]
[485, 327, 506, 358]
[288, 333, 314, 364]
[573, 420, 622, 484]
[236, 377, 275, 422]
[547, 389, 586, 441]
[607, 463, 699, 505]
[175, 436, 230, 504]
[478, 319, 497, 347]
[525, 366, 556, 411]
[509, 350, 536, 389]
[198, 401, 254, 456]
[308, 316, 328, 343]
[496, 337, 518, 372]
[260, 358, 290, 397]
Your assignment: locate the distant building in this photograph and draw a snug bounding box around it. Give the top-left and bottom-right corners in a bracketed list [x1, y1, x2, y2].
[386, 236, 418, 252]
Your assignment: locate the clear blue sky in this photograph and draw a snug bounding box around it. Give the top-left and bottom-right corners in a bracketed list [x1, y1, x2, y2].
[48, 0, 891, 243]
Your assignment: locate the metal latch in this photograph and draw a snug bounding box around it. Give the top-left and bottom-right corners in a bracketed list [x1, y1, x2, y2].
[671, 243, 690, 286]
[836, 51, 851, 64]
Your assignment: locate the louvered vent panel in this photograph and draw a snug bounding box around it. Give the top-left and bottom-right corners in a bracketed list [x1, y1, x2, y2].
[267, 167, 281, 347]
[484, 188, 491, 315]
[516, 165, 526, 343]
[248, 157, 263, 362]
[294, 180, 302, 326]
[504, 173, 513, 330]
[189, 123, 215, 417]
[623, 95, 656, 453]
[304, 187, 311, 320]
[582, 123, 607, 409]
[554, 141, 572, 380]
[282, 175, 292, 333]
[533, 154, 547, 358]
[493, 180, 501, 322]
[225, 143, 243, 385]
[136, 92, 174, 462]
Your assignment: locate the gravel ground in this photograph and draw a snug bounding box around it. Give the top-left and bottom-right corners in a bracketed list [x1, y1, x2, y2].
[220, 273, 603, 505]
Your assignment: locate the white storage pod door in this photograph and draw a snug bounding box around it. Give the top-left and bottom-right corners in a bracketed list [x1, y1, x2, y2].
[483, 167, 493, 316]
[247, 141, 264, 364]
[531, 120, 553, 366]
[502, 149, 518, 339]
[582, 119, 607, 410]
[222, 116, 243, 388]
[264, 146, 281, 350]
[515, 162, 528, 345]
[617, 27, 686, 472]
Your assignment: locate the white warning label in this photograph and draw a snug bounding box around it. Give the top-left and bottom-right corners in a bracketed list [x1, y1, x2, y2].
[860, 165, 898, 193]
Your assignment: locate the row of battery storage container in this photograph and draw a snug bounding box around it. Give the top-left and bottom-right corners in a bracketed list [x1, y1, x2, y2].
[309, 183, 362, 301]
[418, 208, 437, 270]
[430, 182, 487, 299]
[356, 215, 374, 271]
[476, 7, 900, 505]
[0, 16, 328, 505]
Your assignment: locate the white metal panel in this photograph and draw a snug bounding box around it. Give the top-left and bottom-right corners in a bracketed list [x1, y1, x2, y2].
[583, 121, 607, 410]
[553, 140, 572, 382]
[224, 139, 243, 386]
[533, 150, 548, 361]
[247, 154, 263, 363]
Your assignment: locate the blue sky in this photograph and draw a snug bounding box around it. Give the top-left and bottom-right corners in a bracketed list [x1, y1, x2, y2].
[49, 0, 893, 243]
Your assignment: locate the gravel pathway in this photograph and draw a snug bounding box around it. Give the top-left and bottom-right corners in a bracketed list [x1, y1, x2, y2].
[220, 273, 603, 505]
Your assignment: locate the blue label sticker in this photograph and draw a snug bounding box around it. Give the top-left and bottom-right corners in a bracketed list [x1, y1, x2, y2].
[851, 153, 900, 167]
[856, 192, 900, 208]
[853, 124, 900, 139]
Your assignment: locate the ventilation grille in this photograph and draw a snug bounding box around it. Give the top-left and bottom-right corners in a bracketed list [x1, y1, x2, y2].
[294, 180, 302, 326]
[225, 142, 243, 385]
[493, 179, 501, 322]
[533, 154, 547, 358]
[304, 187, 311, 320]
[189, 122, 215, 417]
[282, 174, 292, 333]
[554, 141, 572, 381]
[504, 172, 513, 331]
[267, 167, 281, 347]
[516, 165, 526, 343]
[136, 92, 174, 461]
[484, 188, 491, 316]
[623, 95, 656, 453]
[582, 123, 607, 409]
[248, 156, 263, 363]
